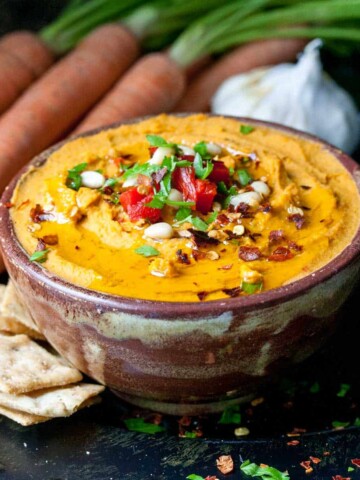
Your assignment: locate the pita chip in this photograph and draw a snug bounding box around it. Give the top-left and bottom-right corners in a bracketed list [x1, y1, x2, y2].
[0, 404, 49, 426]
[0, 383, 104, 418]
[0, 334, 83, 394]
[0, 281, 45, 339]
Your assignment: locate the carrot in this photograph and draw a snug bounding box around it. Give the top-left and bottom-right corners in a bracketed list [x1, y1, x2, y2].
[74, 52, 186, 134]
[0, 24, 139, 194]
[174, 38, 306, 112]
[0, 31, 55, 114]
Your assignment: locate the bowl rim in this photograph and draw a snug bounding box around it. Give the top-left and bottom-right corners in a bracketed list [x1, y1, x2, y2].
[1, 114, 360, 318]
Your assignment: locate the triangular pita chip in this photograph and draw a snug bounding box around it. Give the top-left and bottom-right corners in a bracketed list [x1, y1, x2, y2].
[0, 334, 82, 394]
[0, 281, 45, 339]
[0, 383, 104, 417]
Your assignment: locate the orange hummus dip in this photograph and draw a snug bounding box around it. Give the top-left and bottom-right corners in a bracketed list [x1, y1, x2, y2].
[10, 114, 360, 301]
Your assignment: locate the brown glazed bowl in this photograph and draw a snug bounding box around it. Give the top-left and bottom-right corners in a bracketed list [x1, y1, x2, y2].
[1, 116, 360, 416]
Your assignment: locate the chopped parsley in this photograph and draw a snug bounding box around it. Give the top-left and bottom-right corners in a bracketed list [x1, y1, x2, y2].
[238, 169, 252, 186]
[309, 382, 320, 394]
[194, 141, 212, 160]
[337, 383, 350, 398]
[123, 418, 165, 434]
[218, 404, 241, 424]
[175, 206, 192, 222]
[101, 177, 119, 189]
[65, 162, 88, 191]
[240, 460, 290, 479]
[241, 281, 263, 294]
[123, 162, 161, 180]
[146, 134, 177, 150]
[190, 216, 208, 232]
[193, 152, 213, 180]
[29, 249, 49, 263]
[332, 420, 350, 428]
[134, 245, 160, 257]
[186, 475, 204, 480]
[240, 124, 255, 135]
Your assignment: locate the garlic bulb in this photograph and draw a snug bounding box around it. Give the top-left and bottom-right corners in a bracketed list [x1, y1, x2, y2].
[212, 39, 360, 153]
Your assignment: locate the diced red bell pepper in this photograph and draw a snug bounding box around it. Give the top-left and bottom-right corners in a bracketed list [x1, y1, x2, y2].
[208, 160, 230, 184]
[172, 166, 217, 214]
[119, 187, 161, 223]
[195, 179, 217, 214]
[172, 166, 197, 204]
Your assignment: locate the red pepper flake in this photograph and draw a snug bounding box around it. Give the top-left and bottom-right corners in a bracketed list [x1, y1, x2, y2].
[234, 202, 250, 214]
[102, 186, 114, 195]
[216, 214, 231, 226]
[300, 461, 311, 470]
[269, 229, 285, 244]
[4, 202, 14, 208]
[238, 246, 262, 261]
[332, 476, 350, 480]
[218, 264, 233, 270]
[176, 249, 191, 265]
[323, 452, 331, 456]
[197, 291, 209, 301]
[41, 234, 58, 246]
[259, 202, 272, 213]
[287, 426, 306, 437]
[288, 213, 305, 229]
[189, 229, 220, 247]
[192, 250, 206, 261]
[288, 240, 303, 252]
[287, 440, 300, 446]
[178, 416, 192, 427]
[310, 456, 321, 464]
[30, 204, 54, 223]
[145, 413, 163, 425]
[216, 455, 234, 474]
[205, 476, 219, 480]
[351, 459, 360, 468]
[300, 461, 313, 474]
[268, 246, 294, 262]
[222, 287, 241, 298]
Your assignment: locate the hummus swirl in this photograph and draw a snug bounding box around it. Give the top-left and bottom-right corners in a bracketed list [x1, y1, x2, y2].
[10, 114, 360, 301]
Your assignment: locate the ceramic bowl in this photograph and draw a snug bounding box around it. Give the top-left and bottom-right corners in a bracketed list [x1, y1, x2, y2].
[1, 117, 360, 416]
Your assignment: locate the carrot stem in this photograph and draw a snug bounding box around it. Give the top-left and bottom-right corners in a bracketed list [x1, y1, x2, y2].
[40, 0, 145, 53]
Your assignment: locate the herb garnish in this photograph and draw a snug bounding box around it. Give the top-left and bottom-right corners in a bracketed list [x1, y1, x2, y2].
[240, 460, 290, 479]
[101, 177, 119, 190]
[65, 162, 87, 191]
[337, 383, 350, 398]
[218, 404, 241, 424]
[193, 152, 213, 180]
[123, 418, 165, 434]
[241, 281, 263, 294]
[238, 169, 252, 186]
[240, 125, 255, 135]
[186, 475, 205, 480]
[29, 249, 49, 263]
[135, 245, 160, 257]
[194, 141, 212, 160]
[123, 162, 161, 180]
[146, 134, 178, 151]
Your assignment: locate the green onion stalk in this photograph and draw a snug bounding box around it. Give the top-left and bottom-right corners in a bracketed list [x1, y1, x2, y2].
[169, 0, 360, 68]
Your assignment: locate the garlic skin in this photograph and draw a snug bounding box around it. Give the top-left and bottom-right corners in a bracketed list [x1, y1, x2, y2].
[212, 39, 360, 153]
